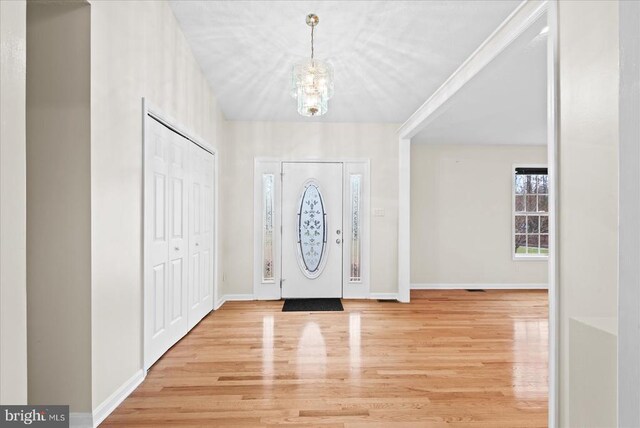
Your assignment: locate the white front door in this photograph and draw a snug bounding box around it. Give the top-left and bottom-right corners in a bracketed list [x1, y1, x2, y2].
[281, 162, 343, 298]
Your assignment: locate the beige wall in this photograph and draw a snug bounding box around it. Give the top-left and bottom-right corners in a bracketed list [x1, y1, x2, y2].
[0, 0, 28, 405]
[90, 0, 225, 410]
[223, 121, 399, 296]
[410, 144, 547, 286]
[558, 1, 619, 426]
[26, 0, 92, 412]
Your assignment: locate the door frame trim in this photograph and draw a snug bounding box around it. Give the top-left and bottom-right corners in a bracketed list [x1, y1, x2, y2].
[141, 98, 219, 371]
[253, 158, 371, 300]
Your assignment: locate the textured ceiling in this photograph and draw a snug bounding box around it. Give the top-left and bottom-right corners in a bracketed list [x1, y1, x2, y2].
[169, 1, 521, 122]
[413, 14, 548, 146]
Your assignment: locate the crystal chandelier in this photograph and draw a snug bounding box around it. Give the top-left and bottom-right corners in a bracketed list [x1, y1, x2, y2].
[290, 14, 334, 117]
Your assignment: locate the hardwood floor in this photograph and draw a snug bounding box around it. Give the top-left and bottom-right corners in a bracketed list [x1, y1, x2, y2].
[102, 290, 548, 427]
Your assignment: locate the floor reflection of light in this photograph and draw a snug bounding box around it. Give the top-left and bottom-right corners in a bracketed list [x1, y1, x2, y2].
[296, 322, 326, 379]
[512, 318, 548, 401]
[349, 312, 361, 376]
[262, 315, 274, 379]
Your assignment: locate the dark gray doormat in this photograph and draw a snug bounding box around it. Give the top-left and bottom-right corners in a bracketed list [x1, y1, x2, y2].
[282, 298, 344, 312]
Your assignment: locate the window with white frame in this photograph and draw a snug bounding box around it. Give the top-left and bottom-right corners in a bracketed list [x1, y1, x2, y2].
[513, 166, 548, 258]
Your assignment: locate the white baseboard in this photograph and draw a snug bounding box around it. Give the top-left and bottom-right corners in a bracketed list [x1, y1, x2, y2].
[92, 369, 146, 427]
[411, 283, 548, 290]
[214, 296, 226, 310]
[343, 283, 371, 299]
[214, 294, 255, 309]
[369, 292, 399, 300]
[220, 293, 411, 302]
[70, 413, 93, 428]
[223, 294, 254, 301]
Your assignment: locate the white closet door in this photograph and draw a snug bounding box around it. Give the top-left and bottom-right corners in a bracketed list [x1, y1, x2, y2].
[187, 144, 215, 329]
[144, 118, 189, 368]
[167, 131, 190, 333]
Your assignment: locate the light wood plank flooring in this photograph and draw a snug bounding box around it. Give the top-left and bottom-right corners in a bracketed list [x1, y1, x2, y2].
[102, 290, 548, 427]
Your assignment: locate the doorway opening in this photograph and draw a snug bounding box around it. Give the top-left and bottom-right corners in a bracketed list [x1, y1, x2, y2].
[396, 3, 558, 426]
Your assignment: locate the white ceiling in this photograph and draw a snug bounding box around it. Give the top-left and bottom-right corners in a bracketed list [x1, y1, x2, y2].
[169, 1, 521, 122]
[413, 13, 548, 146]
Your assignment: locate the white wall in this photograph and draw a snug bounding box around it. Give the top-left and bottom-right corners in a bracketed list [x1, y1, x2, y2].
[569, 317, 617, 426]
[0, 0, 28, 405]
[90, 0, 226, 412]
[223, 121, 399, 296]
[26, 0, 92, 412]
[558, 1, 619, 426]
[618, 0, 640, 425]
[410, 144, 548, 287]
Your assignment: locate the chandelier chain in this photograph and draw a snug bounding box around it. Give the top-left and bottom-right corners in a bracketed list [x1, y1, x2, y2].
[310, 24, 314, 60]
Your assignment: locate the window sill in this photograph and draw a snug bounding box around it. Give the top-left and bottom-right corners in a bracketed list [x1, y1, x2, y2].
[513, 255, 549, 261]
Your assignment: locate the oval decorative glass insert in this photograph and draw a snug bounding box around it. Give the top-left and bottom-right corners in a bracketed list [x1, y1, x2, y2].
[297, 182, 327, 278]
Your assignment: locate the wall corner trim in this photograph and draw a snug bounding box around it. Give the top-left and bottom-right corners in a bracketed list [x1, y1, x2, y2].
[214, 296, 226, 310]
[92, 369, 145, 427]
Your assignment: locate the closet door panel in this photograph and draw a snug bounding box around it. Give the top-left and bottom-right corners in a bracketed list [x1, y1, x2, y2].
[188, 145, 215, 329]
[167, 132, 189, 330]
[190, 252, 201, 306]
[145, 119, 188, 368]
[189, 149, 202, 316]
